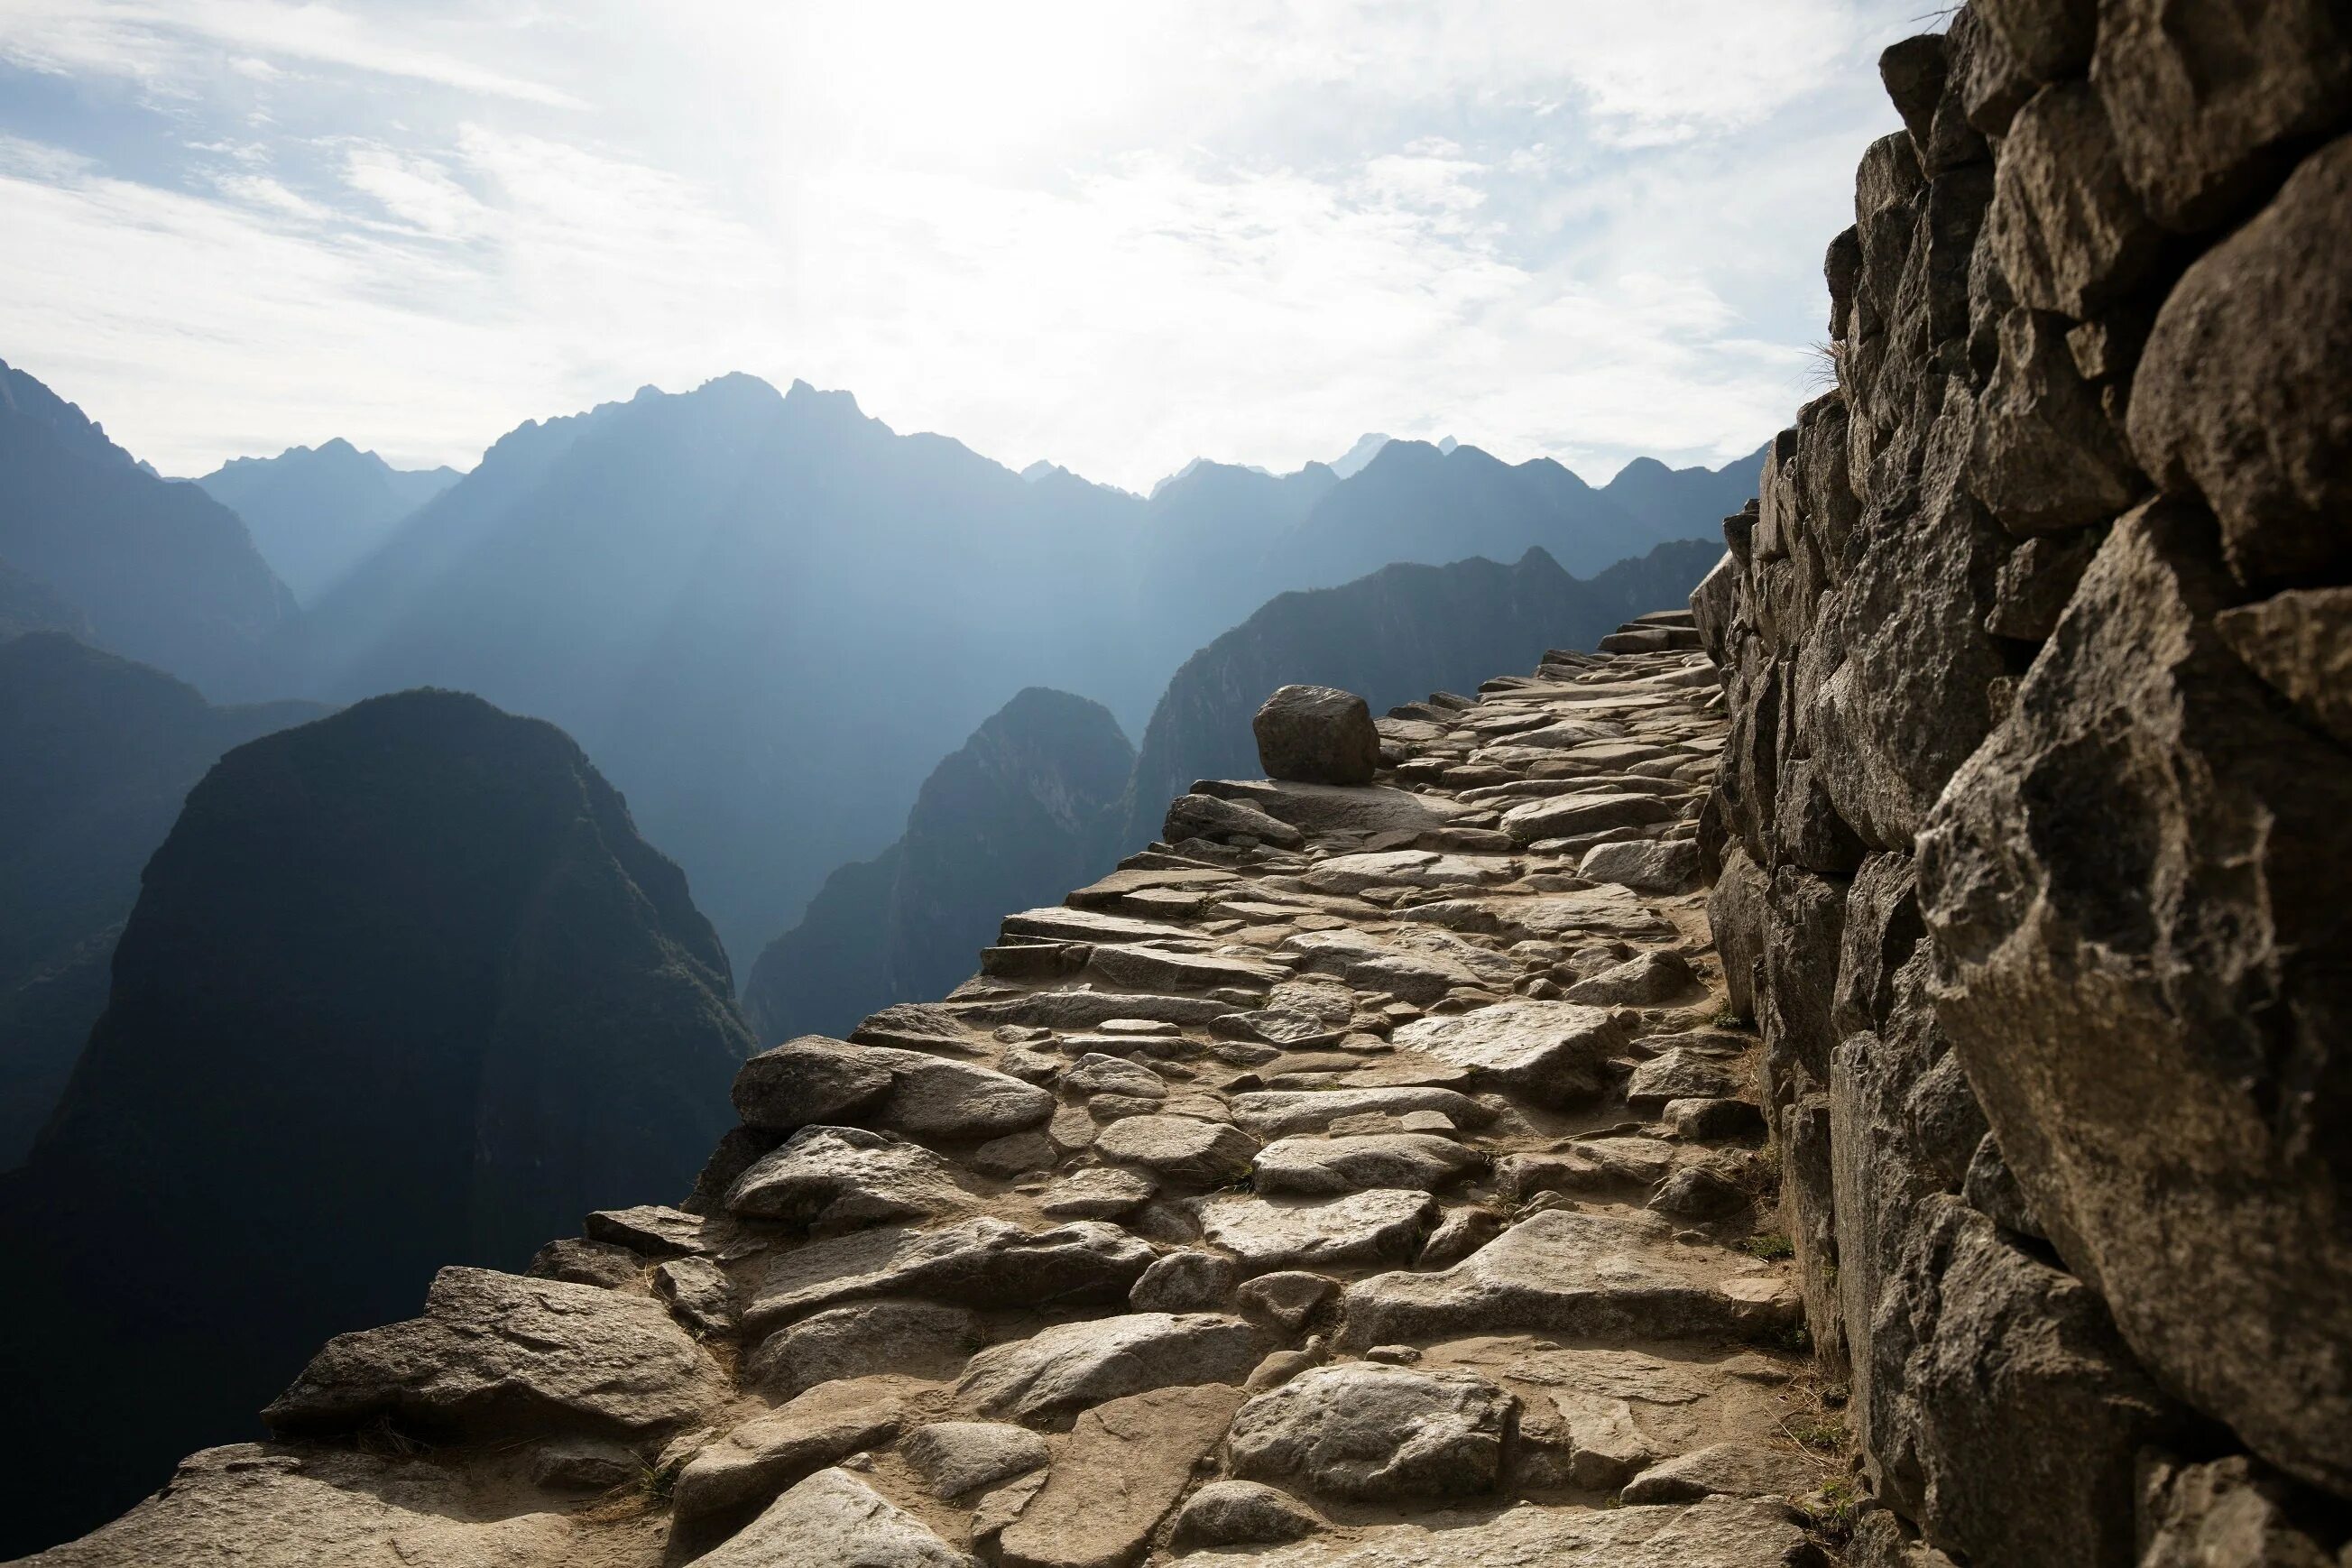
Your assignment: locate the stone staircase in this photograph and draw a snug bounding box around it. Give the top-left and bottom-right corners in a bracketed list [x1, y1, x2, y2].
[29, 631, 1841, 1568]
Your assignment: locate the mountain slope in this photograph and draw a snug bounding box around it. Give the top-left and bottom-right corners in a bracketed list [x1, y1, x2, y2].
[0, 360, 293, 696]
[195, 438, 462, 602]
[0, 634, 325, 1167]
[0, 688, 752, 1554]
[743, 687, 1133, 1042]
[286, 374, 1762, 963]
[1119, 538, 1726, 847]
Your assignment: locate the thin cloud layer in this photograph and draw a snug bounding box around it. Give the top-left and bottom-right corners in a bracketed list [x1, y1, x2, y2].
[0, 0, 1916, 484]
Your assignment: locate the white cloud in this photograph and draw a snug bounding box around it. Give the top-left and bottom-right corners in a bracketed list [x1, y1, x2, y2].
[0, 0, 582, 106]
[0, 2, 1923, 484]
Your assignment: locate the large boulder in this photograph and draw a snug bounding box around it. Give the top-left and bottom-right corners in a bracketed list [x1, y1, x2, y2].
[1253, 685, 1380, 786]
[263, 1268, 719, 1440]
[1918, 502, 2352, 1496]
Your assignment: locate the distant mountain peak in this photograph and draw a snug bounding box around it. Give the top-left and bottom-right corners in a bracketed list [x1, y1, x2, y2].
[1328, 432, 1392, 479]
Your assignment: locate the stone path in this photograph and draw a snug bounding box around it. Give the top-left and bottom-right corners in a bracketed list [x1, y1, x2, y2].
[31, 620, 1841, 1568]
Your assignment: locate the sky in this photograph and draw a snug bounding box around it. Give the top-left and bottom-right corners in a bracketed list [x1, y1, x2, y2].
[0, 1, 1923, 489]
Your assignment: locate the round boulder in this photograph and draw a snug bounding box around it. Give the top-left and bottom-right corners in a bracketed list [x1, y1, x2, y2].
[1253, 685, 1380, 786]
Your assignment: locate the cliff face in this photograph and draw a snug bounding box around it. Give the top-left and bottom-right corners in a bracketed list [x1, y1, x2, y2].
[1693, 5, 2352, 1562]
[0, 689, 752, 1556]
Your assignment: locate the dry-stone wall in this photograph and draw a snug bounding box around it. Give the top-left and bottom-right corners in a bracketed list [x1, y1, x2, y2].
[1693, 3, 2352, 1563]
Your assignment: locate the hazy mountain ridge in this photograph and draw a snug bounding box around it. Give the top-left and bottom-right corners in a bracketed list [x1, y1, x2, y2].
[195, 438, 462, 603]
[0, 358, 294, 696]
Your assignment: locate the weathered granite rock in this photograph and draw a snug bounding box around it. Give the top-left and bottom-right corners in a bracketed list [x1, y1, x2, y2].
[698, 1468, 974, 1568]
[725, 1125, 966, 1231]
[2091, 0, 2352, 232]
[1227, 1363, 1513, 1501]
[1129, 1250, 1241, 1314]
[1169, 1495, 1813, 1565]
[1231, 1085, 1492, 1140]
[744, 1299, 981, 1398]
[1196, 1189, 1435, 1275]
[1919, 502, 2352, 1496]
[1166, 792, 1307, 850]
[1389, 1000, 1623, 1104]
[1563, 949, 1698, 1007]
[1499, 789, 1681, 844]
[1341, 1209, 1798, 1347]
[2136, 1453, 2348, 1568]
[1255, 685, 1381, 786]
[2127, 137, 2352, 589]
[742, 1218, 1155, 1334]
[1251, 1133, 1482, 1196]
[901, 1421, 1050, 1499]
[18, 1445, 646, 1568]
[2213, 586, 2352, 747]
[672, 1379, 907, 1526]
[1622, 1442, 1822, 1505]
[733, 1037, 1054, 1140]
[1171, 1480, 1324, 1549]
[1094, 1113, 1258, 1185]
[1578, 836, 1702, 891]
[1985, 84, 2159, 318]
[994, 1384, 1244, 1568]
[263, 1268, 718, 1440]
[956, 1313, 1260, 1425]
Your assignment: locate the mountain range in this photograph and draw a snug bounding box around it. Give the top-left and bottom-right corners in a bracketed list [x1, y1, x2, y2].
[193, 439, 462, 603]
[0, 355, 1757, 983]
[260, 373, 1759, 964]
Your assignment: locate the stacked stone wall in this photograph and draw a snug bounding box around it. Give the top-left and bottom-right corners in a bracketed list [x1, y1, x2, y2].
[1693, 2, 2352, 1561]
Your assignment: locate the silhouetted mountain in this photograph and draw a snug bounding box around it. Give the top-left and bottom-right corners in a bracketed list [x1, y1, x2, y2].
[742, 687, 1133, 1042]
[281, 374, 1756, 964]
[195, 438, 462, 603]
[1596, 451, 1768, 542]
[0, 634, 324, 1167]
[0, 689, 751, 1555]
[0, 360, 293, 696]
[1119, 538, 1727, 847]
